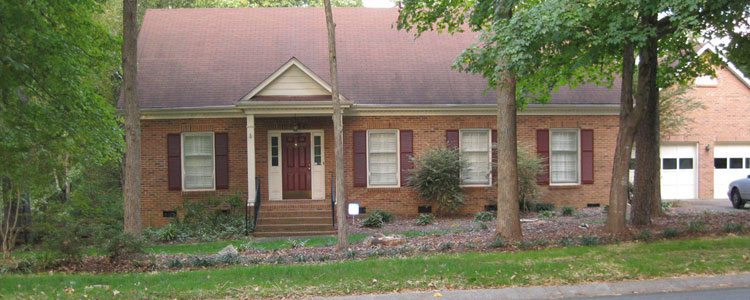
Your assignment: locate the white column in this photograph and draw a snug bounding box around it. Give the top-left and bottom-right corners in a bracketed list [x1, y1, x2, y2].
[247, 114, 256, 206]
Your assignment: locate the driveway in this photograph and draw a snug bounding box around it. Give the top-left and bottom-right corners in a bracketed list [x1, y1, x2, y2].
[668, 198, 740, 213]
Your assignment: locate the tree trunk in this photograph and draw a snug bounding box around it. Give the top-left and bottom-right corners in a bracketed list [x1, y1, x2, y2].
[605, 43, 638, 234]
[632, 17, 660, 226]
[495, 74, 522, 241]
[322, 1, 348, 251]
[123, 0, 142, 236]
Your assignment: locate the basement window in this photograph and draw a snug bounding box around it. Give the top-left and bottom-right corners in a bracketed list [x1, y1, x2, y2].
[163, 211, 177, 218]
[484, 205, 497, 212]
[359, 207, 366, 214]
[587, 203, 601, 208]
[418, 206, 432, 213]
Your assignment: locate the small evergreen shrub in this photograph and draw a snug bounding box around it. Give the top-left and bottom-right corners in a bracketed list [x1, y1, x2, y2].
[635, 230, 653, 241]
[579, 235, 600, 246]
[288, 239, 309, 248]
[474, 211, 495, 222]
[561, 206, 575, 216]
[97, 231, 144, 261]
[478, 222, 489, 230]
[187, 255, 217, 267]
[539, 210, 556, 219]
[724, 223, 745, 233]
[361, 213, 384, 228]
[415, 214, 435, 226]
[535, 202, 555, 212]
[217, 253, 241, 265]
[167, 257, 184, 269]
[662, 228, 681, 238]
[517, 147, 546, 212]
[487, 238, 508, 248]
[42, 226, 84, 260]
[408, 147, 466, 213]
[558, 236, 575, 246]
[439, 242, 453, 251]
[688, 221, 705, 233]
[370, 210, 394, 223]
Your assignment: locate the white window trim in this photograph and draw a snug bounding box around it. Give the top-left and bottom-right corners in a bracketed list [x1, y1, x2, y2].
[181, 132, 216, 192]
[459, 128, 492, 187]
[549, 128, 581, 186]
[366, 129, 401, 188]
[313, 133, 324, 166]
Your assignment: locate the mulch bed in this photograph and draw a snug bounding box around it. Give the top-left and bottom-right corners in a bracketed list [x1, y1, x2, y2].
[15, 205, 750, 274]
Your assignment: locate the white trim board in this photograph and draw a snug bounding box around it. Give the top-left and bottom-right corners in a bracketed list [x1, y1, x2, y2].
[267, 129, 326, 200]
[240, 57, 346, 101]
[696, 43, 750, 89]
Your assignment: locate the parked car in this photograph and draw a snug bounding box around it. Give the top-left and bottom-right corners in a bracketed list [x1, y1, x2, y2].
[728, 175, 750, 209]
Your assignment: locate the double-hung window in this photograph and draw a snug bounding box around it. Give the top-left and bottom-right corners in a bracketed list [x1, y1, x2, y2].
[550, 129, 579, 184]
[460, 129, 491, 185]
[367, 130, 399, 187]
[182, 132, 215, 190]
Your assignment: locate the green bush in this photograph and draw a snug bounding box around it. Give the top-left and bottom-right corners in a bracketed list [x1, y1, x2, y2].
[561, 206, 575, 216]
[579, 235, 600, 246]
[42, 226, 84, 260]
[539, 210, 556, 219]
[558, 236, 575, 246]
[487, 237, 508, 248]
[439, 242, 453, 251]
[724, 223, 745, 233]
[688, 221, 705, 233]
[635, 230, 653, 241]
[408, 147, 466, 213]
[662, 228, 681, 238]
[370, 210, 394, 223]
[474, 211, 495, 222]
[361, 213, 384, 228]
[535, 202, 555, 212]
[97, 230, 144, 261]
[415, 214, 435, 226]
[517, 147, 546, 211]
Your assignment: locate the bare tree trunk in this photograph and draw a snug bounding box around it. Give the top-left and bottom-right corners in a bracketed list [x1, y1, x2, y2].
[495, 74, 522, 240]
[632, 19, 660, 226]
[322, 1, 348, 251]
[1, 182, 22, 259]
[123, 0, 142, 236]
[605, 43, 638, 234]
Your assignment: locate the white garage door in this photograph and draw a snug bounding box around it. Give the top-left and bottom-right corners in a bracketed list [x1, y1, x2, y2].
[713, 144, 750, 199]
[660, 144, 697, 200]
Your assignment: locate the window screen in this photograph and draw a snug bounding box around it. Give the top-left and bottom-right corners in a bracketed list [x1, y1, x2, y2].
[550, 129, 579, 183]
[368, 131, 398, 186]
[183, 133, 214, 190]
[460, 129, 491, 185]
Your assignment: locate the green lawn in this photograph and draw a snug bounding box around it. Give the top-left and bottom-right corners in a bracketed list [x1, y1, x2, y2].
[3, 236, 750, 299]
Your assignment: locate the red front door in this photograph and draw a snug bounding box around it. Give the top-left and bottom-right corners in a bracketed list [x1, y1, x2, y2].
[282, 133, 312, 199]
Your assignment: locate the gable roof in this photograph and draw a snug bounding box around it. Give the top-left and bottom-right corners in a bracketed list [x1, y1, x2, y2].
[241, 57, 333, 100]
[696, 43, 750, 88]
[134, 7, 620, 109]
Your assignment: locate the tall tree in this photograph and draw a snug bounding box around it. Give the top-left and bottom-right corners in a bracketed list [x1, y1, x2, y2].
[322, 0, 348, 250]
[398, 0, 523, 240]
[123, 0, 142, 236]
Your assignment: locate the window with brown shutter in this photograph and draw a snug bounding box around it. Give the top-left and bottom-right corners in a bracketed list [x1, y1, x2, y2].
[446, 130, 459, 149]
[400, 130, 414, 186]
[536, 129, 550, 185]
[581, 129, 594, 184]
[215, 133, 229, 189]
[492, 130, 497, 182]
[167, 134, 182, 190]
[353, 130, 367, 187]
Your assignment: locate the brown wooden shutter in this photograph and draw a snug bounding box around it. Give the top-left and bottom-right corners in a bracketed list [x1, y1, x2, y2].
[353, 130, 367, 187]
[167, 134, 182, 190]
[400, 130, 414, 186]
[492, 130, 497, 182]
[581, 129, 594, 184]
[536, 129, 550, 185]
[215, 133, 229, 189]
[446, 130, 459, 149]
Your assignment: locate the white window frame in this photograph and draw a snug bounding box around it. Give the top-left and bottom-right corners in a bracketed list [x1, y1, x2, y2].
[549, 128, 581, 185]
[181, 132, 216, 191]
[459, 128, 492, 187]
[694, 74, 718, 87]
[366, 129, 401, 188]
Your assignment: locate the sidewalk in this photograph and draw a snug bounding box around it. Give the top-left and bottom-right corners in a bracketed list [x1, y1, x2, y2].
[313, 273, 750, 300]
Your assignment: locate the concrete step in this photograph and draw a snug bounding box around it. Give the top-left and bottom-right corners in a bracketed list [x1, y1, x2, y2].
[259, 210, 333, 218]
[253, 231, 336, 237]
[257, 216, 334, 225]
[254, 224, 335, 232]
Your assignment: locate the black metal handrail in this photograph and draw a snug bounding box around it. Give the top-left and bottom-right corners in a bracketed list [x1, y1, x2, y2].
[330, 173, 336, 229]
[247, 177, 261, 235]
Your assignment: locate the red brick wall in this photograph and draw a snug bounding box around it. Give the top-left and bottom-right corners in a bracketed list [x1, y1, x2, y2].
[140, 114, 619, 225]
[141, 118, 247, 227]
[663, 67, 750, 199]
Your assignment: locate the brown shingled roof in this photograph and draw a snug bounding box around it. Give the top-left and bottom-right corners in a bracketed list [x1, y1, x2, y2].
[133, 7, 620, 109]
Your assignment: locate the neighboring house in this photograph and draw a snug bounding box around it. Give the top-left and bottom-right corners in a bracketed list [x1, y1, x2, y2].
[657, 44, 750, 200]
[133, 8, 623, 236]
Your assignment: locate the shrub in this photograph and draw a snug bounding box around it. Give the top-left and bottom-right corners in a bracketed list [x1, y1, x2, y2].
[439, 242, 453, 251]
[558, 236, 575, 246]
[42, 226, 84, 260]
[579, 235, 600, 246]
[97, 231, 144, 261]
[408, 147, 466, 213]
[167, 257, 184, 269]
[635, 230, 653, 241]
[474, 211, 495, 222]
[217, 253, 241, 265]
[539, 210, 556, 219]
[288, 239, 309, 249]
[662, 228, 681, 238]
[361, 213, 384, 228]
[517, 147, 546, 211]
[187, 255, 216, 267]
[478, 222, 489, 230]
[688, 221, 705, 233]
[487, 238, 508, 248]
[561, 206, 575, 216]
[724, 223, 745, 233]
[603, 205, 610, 214]
[415, 214, 435, 226]
[535, 202, 555, 212]
[370, 210, 394, 223]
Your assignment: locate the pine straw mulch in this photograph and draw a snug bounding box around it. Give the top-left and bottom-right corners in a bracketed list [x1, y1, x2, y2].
[26, 206, 750, 274]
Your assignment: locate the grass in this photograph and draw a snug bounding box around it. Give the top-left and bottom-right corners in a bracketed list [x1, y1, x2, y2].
[4, 236, 750, 299]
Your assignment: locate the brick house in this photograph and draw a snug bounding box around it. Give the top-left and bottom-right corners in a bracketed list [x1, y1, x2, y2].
[134, 8, 750, 236]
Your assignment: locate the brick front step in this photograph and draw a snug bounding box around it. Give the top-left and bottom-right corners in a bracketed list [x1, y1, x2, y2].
[255, 224, 335, 232]
[259, 210, 332, 218]
[258, 216, 334, 225]
[253, 231, 336, 237]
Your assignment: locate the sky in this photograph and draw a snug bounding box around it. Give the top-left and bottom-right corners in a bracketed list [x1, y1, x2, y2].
[363, 0, 396, 8]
